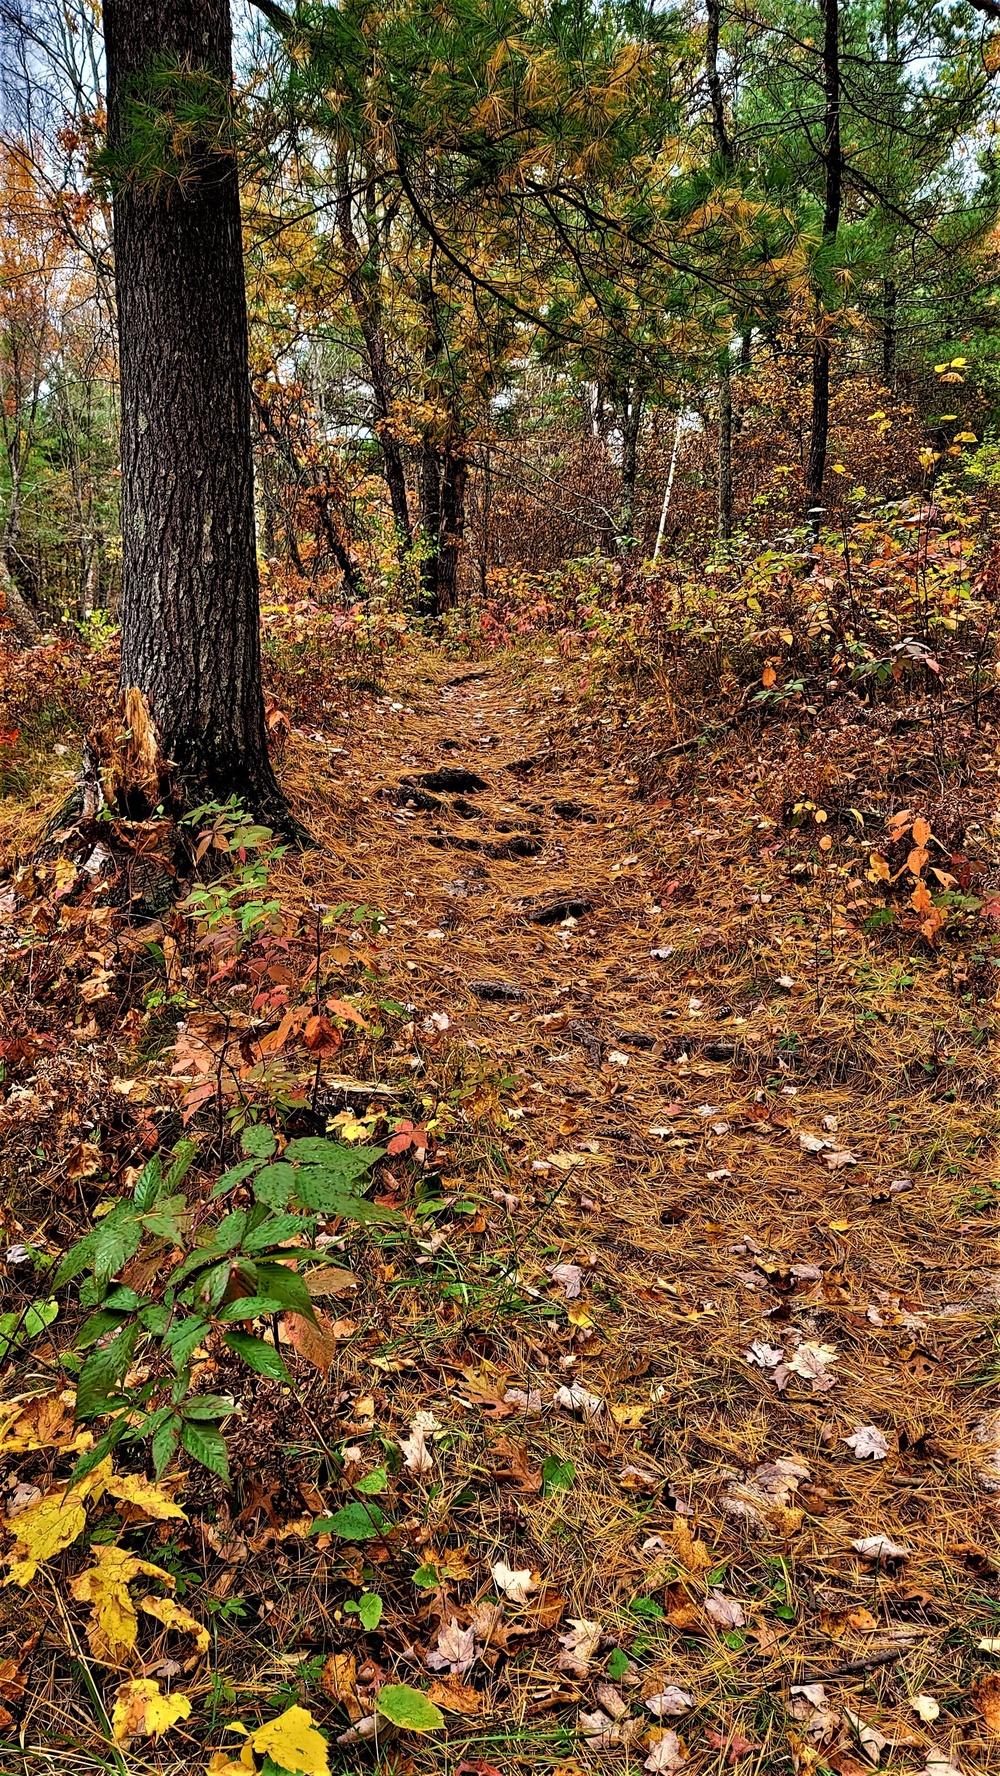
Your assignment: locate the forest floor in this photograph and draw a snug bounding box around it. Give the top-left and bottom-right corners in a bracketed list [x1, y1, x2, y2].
[4, 639, 1000, 1776]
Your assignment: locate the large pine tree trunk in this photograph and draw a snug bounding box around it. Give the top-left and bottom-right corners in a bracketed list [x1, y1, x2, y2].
[104, 0, 287, 822]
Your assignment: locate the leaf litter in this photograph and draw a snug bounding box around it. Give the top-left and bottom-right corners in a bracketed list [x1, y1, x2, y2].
[3, 648, 1000, 1773]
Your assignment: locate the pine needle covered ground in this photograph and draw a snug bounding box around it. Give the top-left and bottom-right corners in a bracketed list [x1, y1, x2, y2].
[3, 633, 1000, 1776]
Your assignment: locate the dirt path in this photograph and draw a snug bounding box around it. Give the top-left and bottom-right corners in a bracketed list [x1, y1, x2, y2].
[264, 650, 1000, 1770]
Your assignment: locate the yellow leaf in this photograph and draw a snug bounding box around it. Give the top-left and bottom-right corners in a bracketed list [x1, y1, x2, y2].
[567, 1301, 596, 1328]
[828, 1218, 850, 1233]
[830, 463, 847, 474]
[113, 1678, 192, 1741]
[69, 1544, 173, 1663]
[107, 1473, 188, 1522]
[139, 1593, 210, 1653]
[229, 1706, 330, 1776]
[610, 1401, 648, 1428]
[670, 1514, 713, 1574]
[1, 1459, 109, 1585]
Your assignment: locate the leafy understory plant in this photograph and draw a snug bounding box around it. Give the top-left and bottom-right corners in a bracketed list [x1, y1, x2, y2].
[54, 1127, 401, 1482]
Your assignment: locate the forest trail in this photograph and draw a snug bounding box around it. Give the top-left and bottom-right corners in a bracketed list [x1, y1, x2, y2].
[262, 646, 1000, 1766]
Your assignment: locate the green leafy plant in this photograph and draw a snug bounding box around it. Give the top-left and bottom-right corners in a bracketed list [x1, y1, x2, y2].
[53, 1129, 400, 1483]
[0, 1297, 58, 1360]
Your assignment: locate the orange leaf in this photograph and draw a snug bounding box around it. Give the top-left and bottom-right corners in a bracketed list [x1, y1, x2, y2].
[303, 1015, 342, 1056]
[906, 846, 929, 876]
[911, 816, 931, 846]
[761, 665, 776, 688]
[326, 998, 367, 1029]
[280, 1311, 342, 1375]
[910, 879, 933, 916]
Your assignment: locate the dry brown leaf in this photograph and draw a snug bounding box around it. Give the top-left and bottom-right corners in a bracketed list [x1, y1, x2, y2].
[974, 1672, 1000, 1735]
[321, 1652, 362, 1721]
[426, 1676, 482, 1715]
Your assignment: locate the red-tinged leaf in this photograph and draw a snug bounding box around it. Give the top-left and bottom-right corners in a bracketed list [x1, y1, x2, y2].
[387, 1133, 412, 1155]
[705, 1727, 759, 1764]
[410, 1124, 430, 1151]
[281, 1310, 342, 1375]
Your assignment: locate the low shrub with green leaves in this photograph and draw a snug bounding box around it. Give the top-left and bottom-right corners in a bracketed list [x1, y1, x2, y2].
[54, 1127, 401, 1484]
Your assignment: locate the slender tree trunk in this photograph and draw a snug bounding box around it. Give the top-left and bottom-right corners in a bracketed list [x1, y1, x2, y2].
[418, 446, 442, 616]
[336, 152, 411, 549]
[882, 276, 897, 388]
[619, 386, 642, 543]
[717, 371, 733, 541]
[437, 450, 468, 612]
[805, 0, 843, 518]
[706, 0, 736, 543]
[104, 0, 288, 822]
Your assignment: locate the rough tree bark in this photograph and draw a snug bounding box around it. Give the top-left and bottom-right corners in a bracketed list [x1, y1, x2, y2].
[104, 0, 290, 824]
[804, 0, 843, 520]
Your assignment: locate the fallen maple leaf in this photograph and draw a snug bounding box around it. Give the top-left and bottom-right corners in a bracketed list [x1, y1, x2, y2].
[549, 1262, 583, 1298]
[852, 1535, 909, 1560]
[705, 1726, 759, 1764]
[223, 1705, 330, 1775]
[645, 1688, 694, 1717]
[70, 1543, 175, 1663]
[426, 1675, 481, 1714]
[705, 1591, 745, 1629]
[844, 1425, 890, 1460]
[645, 1728, 687, 1771]
[491, 1560, 539, 1603]
[426, 1618, 477, 1674]
[399, 1410, 440, 1473]
[139, 1593, 210, 1654]
[554, 1382, 602, 1417]
[557, 1617, 602, 1677]
[112, 1678, 190, 1742]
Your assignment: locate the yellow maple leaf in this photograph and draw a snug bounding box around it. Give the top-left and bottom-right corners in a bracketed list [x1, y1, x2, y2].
[225, 1705, 330, 1776]
[106, 1473, 188, 1522]
[4, 1461, 110, 1586]
[112, 1678, 191, 1741]
[69, 1544, 173, 1663]
[139, 1593, 210, 1654]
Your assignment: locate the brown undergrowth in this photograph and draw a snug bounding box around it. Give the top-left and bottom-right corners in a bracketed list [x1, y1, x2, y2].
[2, 644, 1000, 1776]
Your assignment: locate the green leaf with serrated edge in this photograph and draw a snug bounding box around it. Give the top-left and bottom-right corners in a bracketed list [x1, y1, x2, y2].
[376, 1685, 444, 1732]
[241, 1124, 276, 1159]
[103, 1286, 145, 1311]
[133, 1155, 162, 1212]
[354, 1466, 388, 1495]
[223, 1329, 293, 1384]
[75, 1307, 132, 1349]
[210, 1159, 260, 1199]
[76, 1323, 141, 1420]
[139, 1303, 170, 1334]
[283, 1137, 383, 1167]
[311, 1503, 387, 1540]
[252, 1262, 317, 1322]
[357, 1593, 383, 1630]
[180, 1394, 234, 1420]
[242, 1212, 311, 1254]
[164, 1139, 197, 1192]
[291, 1177, 401, 1223]
[68, 1412, 132, 1485]
[152, 1415, 182, 1478]
[169, 1239, 231, 1290]
[213, 1209, 252, 1251]
[541, 1455, 575, 1496]
[179, 1418, 230, 1481]
[215, 1295, 285, 1321]
[251, 1163, 296, 1210]
[162, 1315, 209, 1370]
[606, 1647, 629, 1680]
[197, 1262, 233, 1313]
[53, 1200, 135, 1291]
